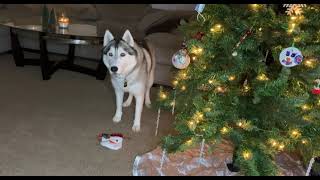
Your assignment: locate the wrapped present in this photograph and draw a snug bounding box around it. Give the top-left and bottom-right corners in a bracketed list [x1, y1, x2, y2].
[133, 140, 306, 176]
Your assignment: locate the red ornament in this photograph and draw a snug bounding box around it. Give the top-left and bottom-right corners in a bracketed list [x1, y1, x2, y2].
[193, 32, 205, 40]
[312, 88, 320, 95]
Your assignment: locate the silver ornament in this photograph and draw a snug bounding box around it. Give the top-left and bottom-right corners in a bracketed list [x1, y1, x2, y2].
[232, 51, 238, 57]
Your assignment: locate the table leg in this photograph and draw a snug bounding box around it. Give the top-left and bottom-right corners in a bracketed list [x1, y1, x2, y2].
[39, 33, 51, 80]
[10, 28, 24, 67]
[96, 57, 107, 80]
[67, 43, 75, 65]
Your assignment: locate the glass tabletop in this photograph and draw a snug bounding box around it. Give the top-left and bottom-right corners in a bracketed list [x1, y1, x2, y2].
[0, 18, 101, 38]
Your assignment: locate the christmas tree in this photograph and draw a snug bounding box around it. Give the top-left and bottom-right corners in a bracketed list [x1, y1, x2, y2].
[157, 4, 320, 176]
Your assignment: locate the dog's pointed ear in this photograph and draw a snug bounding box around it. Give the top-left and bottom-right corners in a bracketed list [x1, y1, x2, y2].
[122, 30, 134, 47]
[104, 30, 114, 46]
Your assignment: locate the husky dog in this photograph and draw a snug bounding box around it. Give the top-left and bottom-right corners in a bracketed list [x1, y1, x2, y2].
[102, 30, 155, 132]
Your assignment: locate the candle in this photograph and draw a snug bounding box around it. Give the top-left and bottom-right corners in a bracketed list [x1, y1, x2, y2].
[58, 13, 70, 29]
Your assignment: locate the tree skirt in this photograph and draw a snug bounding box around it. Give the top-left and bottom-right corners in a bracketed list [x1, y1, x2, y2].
[132, 140, 306, 176]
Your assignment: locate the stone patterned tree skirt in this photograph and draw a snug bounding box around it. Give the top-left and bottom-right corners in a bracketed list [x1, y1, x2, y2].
[132, 140, 306, 176]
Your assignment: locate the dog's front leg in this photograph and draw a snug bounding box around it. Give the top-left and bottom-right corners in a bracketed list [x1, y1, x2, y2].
[113, 90, 124, 123]
[111, 79, 124, 123]
[113, 89, 124, 123]
[132, 94, 144, 132]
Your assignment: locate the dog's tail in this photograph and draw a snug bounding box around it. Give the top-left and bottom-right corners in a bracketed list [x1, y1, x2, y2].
[143, 40, 156, 77]
[142, 39, 156, 107]
[143, 39, 156, 85]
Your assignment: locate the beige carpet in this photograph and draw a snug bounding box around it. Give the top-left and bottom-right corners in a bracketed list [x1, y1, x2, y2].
[0, 53, 173, 176]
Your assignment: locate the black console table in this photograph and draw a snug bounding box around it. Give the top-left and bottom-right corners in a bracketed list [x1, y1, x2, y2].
[2, 21, 107, 80]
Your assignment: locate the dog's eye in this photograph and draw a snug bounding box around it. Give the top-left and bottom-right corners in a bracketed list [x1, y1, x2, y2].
[120, 53, 126, 57]
[108, 53, 113, 57]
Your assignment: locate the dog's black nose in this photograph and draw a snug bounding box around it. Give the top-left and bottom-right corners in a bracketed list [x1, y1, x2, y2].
[110, 66, 118, 72]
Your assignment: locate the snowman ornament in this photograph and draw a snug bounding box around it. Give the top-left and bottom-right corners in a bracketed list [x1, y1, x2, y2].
[98, 133, 124, 150]
[312, 79, 320, 95]
[279, 47, 303, 67]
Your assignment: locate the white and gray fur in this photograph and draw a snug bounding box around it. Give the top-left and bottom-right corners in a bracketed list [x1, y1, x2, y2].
[103, 30, 155, 132]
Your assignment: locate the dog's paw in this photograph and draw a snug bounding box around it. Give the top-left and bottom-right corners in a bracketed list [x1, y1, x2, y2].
[145, 102, 152, 109]
[132, 124, 141, 132]
[113, 115, 122, 123]
[122, 101, 131, 107]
